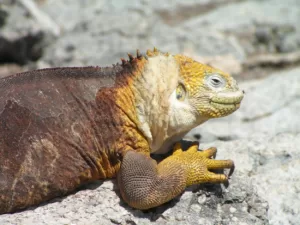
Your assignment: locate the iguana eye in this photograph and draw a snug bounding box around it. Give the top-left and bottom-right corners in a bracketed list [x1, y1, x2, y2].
[206, 74, 226, 89]
[176, 83, 186, 101]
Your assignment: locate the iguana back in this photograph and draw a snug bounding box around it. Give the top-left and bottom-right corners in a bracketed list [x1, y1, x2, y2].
[0, 66, 125, 213]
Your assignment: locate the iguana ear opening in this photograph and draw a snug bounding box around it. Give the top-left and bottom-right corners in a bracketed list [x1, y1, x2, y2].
[175, 83, 187, 101]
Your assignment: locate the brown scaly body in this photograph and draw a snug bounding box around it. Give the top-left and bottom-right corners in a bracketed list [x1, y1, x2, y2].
[0, 48, 243, 214]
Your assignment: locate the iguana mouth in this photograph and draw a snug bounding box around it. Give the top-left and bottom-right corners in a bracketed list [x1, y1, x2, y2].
[208, 90, 244, 115]
[210, 101, 241, 111]
[210, 91, 244, 105]
[210, 101, 241, 107]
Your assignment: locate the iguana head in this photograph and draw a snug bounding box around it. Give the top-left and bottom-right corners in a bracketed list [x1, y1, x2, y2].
[172, 54, 244, 119]
[143, 48, 243, 121]
[131, 48, 244, 152]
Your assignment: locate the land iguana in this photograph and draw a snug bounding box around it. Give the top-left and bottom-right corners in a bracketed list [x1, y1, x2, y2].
[0, 48, 244, 214]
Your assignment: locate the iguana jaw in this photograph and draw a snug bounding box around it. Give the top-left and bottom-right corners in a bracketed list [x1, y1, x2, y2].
[211, 90, 244, 105]
[207, 90, 244, 118]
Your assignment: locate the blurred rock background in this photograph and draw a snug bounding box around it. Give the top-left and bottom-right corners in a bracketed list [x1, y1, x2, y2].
[0, 0, 299, 225]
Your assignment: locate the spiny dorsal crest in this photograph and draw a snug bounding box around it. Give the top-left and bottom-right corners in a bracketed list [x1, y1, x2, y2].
[146, 47, 170, 57]
[120, 48, 170, 68]
[120, 49, 144, 67]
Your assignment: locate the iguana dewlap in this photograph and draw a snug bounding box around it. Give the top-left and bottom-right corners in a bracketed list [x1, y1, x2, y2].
[0, 48, 243, 213]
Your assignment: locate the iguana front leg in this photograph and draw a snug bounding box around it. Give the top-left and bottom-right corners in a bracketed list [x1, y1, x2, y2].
[117, 142, 234, 210]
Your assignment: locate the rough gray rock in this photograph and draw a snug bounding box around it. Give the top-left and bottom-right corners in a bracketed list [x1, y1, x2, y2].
[200, 133, 300, 225]
[0, 2, 51, 65]
[0, 7, 8, 28]
[1, 0, 300, 70]
[31, 0, 300, 68]
[183, 0, 300, 56]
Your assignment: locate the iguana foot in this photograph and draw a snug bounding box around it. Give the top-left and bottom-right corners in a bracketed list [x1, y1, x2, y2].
[170, 142, 234, 186]
[118, 142, 234, 210]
